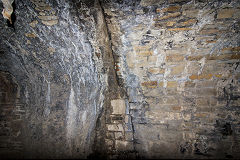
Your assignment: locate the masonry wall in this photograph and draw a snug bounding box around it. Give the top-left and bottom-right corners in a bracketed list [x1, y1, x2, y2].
[100, 0, 240, 158]
[0, 0, 240, 159]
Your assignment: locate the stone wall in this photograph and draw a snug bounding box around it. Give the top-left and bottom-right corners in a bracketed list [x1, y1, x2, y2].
[0, 0, 113, 158]
[101, 0, 240, 158]
[0, 0, 240, 159]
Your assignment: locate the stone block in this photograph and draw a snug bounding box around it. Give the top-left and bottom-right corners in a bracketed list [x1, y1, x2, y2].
[115, 140, 134, 151]
[182, 10, 199, 18]
[170, 64, 185, 75]
[141, 81, 158, 88]
[166, 54, 184, 62]
[29, 20, 38, 28]
[163, 96, 179, 105]
[196, 98, 210, 106]
[42, 20, 58, 26]
[148, 56, 158, 64]
[148, 67, 165, 74]
[166, 21, 176, 26]
[200, 28, 219, 35]
[167, 81, 178, 88]
[111, 99, 126, 115]
[187, 55, 204, 61]
[140, 0, 165, 6]
[105, 139, 114, 146]
[184, 81, 195, 88]
[195, 80, 216, 88]
[38, 16, 58, 21]
[25, 33, 37, 38]
[217, 8, 235, 19]
[134, 46, 153, 56]
[157, 12, 181, 21]
[196, 88, 217, 96]
[107, 124, 124, 132]
[171, 106, 182, 111]
[136, 51, 153, 56]
[179, 19, 197, 27]
[194, 112, 209, 118]
[160, 5, 181, 13]
[125, 132, 133, 141]
[115, 132, 123, 140]
[167, 28, 192, 31]
[189, 74, 213, 80]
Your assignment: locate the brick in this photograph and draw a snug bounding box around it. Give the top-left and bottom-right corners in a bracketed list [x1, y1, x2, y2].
[148, 68, 165, 74]
[111, 99, 126, 115]
[217, 8, 235, 19]
[141, 81, 158, 88]
[167, 27, 192, 31]
[166, 54, 184, 62]
[167, 81, 178, 88]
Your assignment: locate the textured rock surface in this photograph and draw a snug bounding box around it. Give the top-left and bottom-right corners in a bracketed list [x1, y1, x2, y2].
[0, 0, 240, 159]
[0, 0, 113, 158]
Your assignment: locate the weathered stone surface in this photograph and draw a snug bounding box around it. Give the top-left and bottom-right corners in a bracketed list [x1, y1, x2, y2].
[1, 0, 240, 159]
[100, 0, 240, 159]
[0, 0, 112, 159]
[111, 99, 126, 115]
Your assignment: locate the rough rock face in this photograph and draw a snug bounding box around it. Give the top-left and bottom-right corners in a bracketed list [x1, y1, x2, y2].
[0, 0, 240, 159]
[0, 0, 113, 158]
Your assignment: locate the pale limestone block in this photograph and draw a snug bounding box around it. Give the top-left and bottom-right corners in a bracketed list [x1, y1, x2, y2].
[111, 99, 126, 114]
